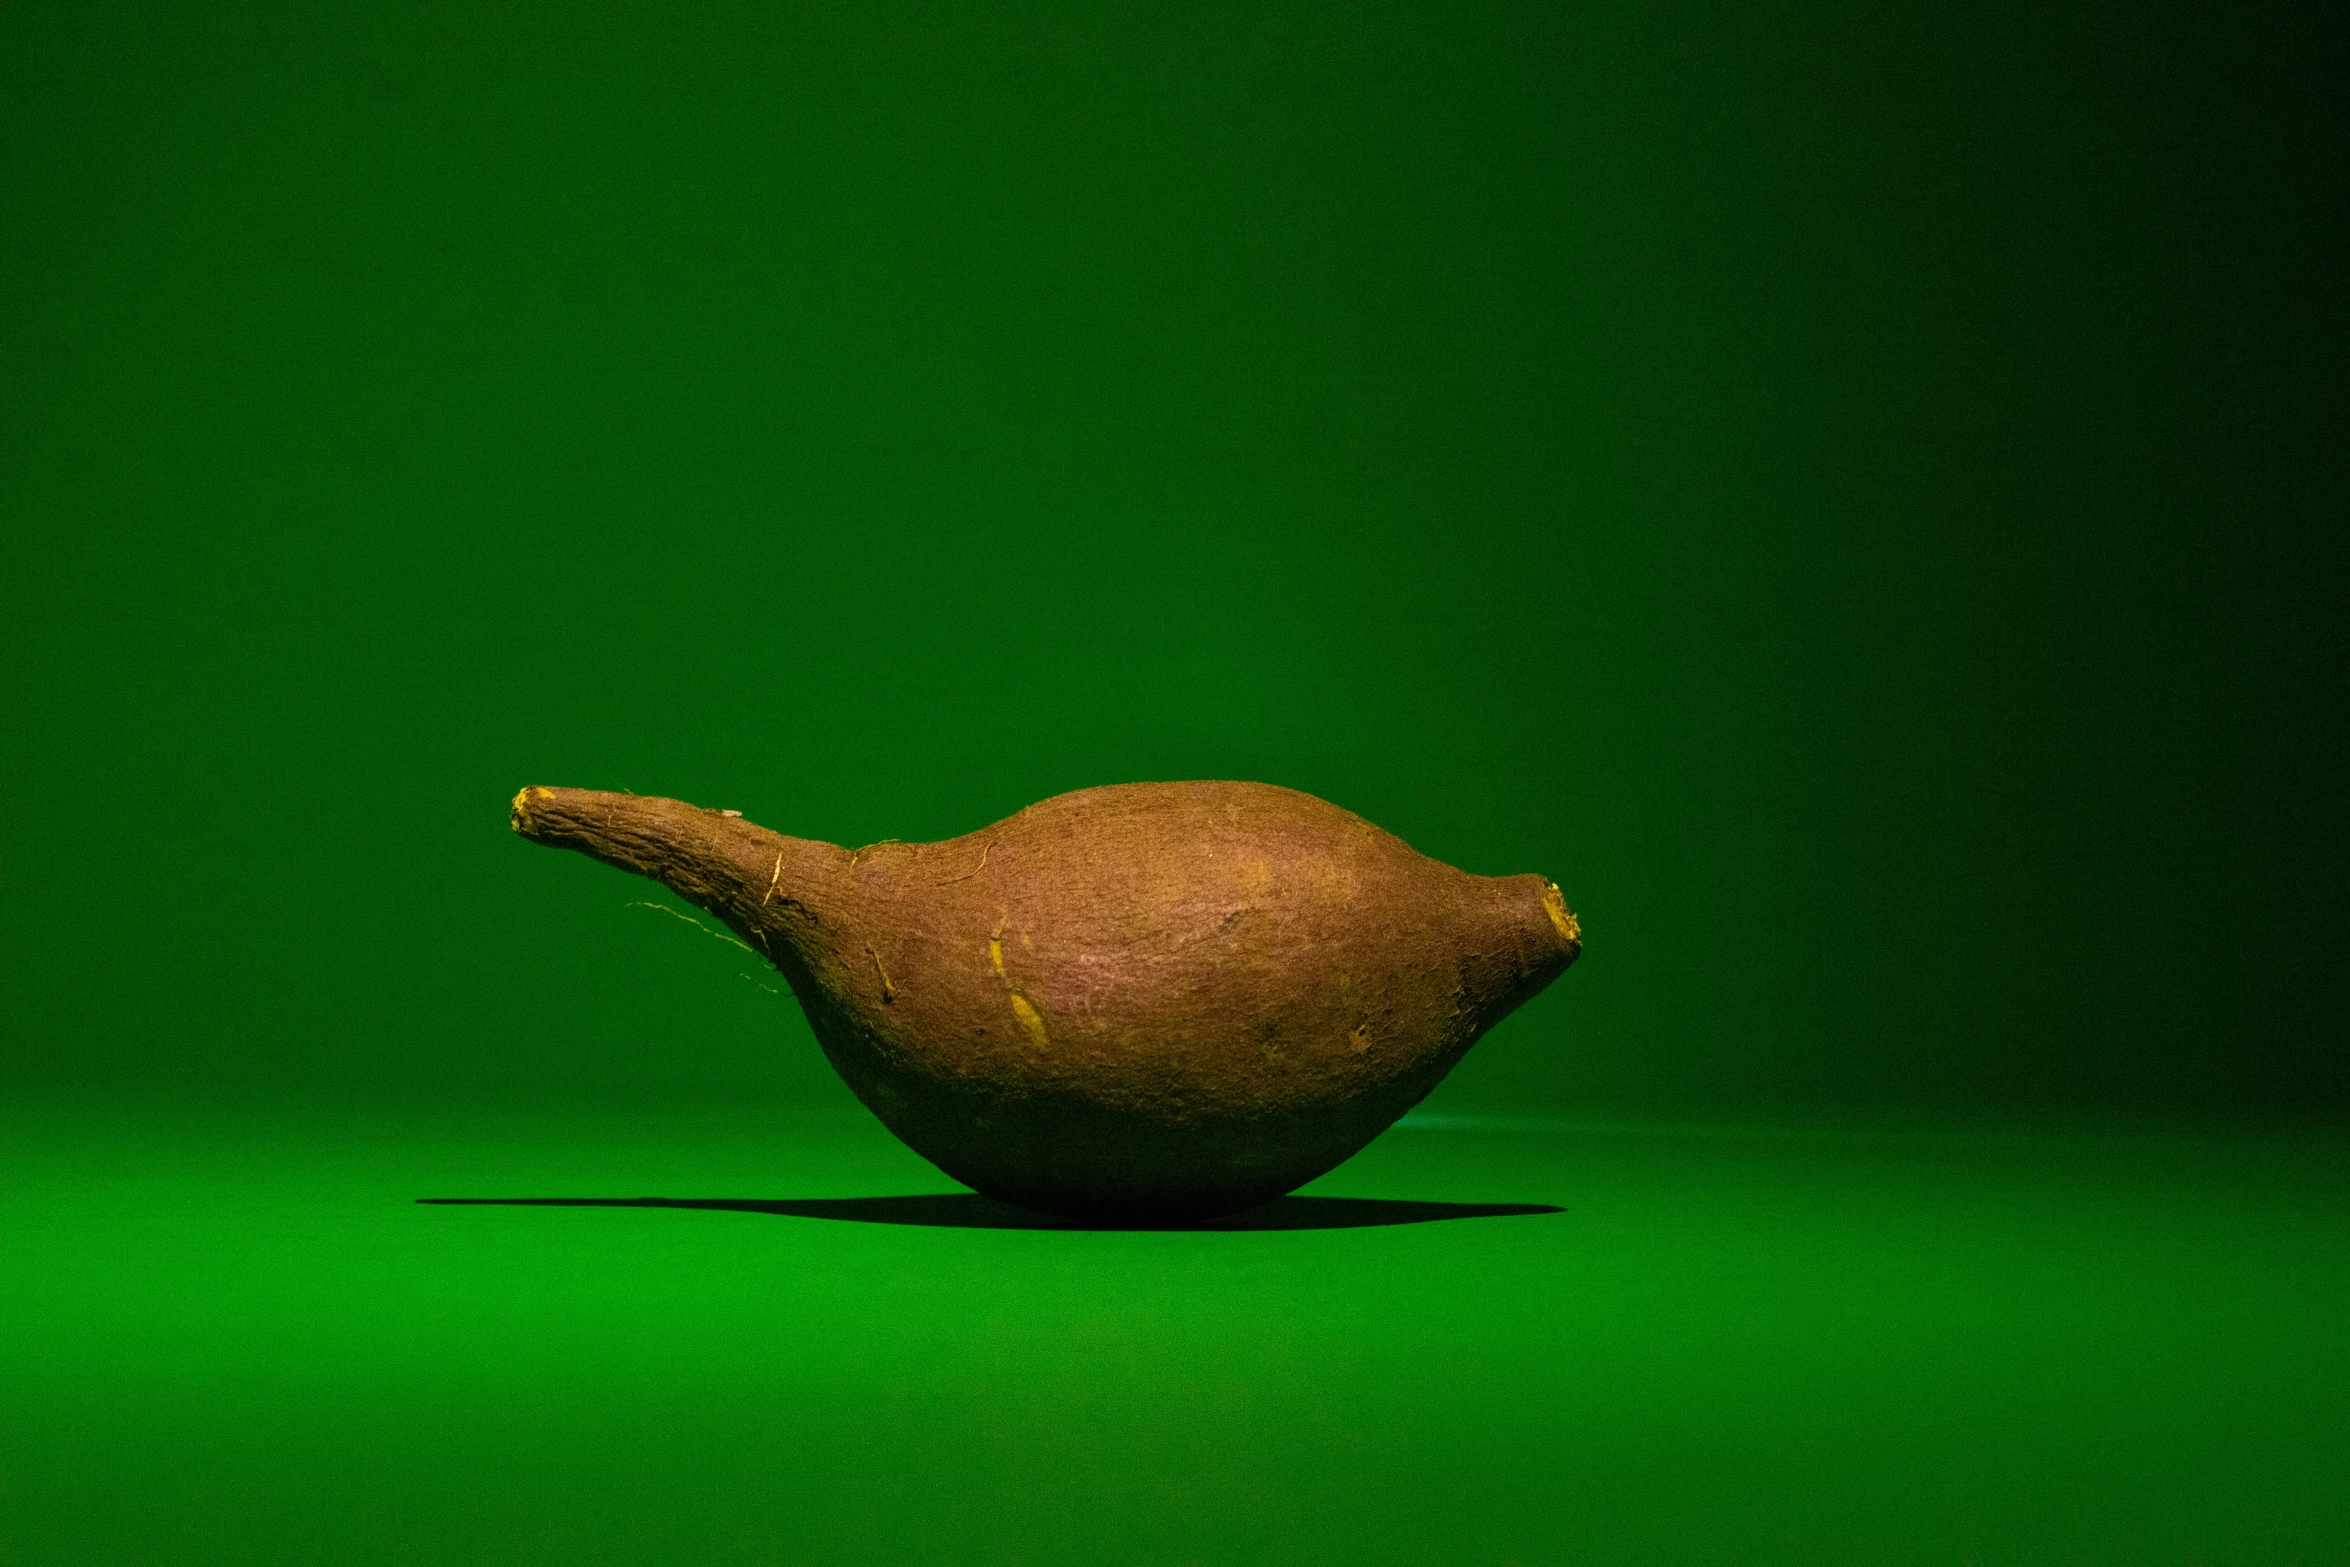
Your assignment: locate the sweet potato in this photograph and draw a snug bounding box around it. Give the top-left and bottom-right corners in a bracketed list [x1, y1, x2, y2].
[512, 781, 1579, 1221]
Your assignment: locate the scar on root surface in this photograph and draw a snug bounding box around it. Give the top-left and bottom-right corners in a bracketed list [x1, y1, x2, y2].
[1009, 993, 1051, 1050]
[935, 841, 993, 885]
[1543, 882, 1581, 944]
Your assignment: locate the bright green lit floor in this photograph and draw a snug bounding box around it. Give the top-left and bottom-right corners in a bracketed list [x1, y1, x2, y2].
[3, 1097, 2344, 1565]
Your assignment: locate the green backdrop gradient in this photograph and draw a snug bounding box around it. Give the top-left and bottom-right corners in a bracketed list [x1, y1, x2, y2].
[3, 4, 2344, 1564]
[5, 0, 2341, 1118]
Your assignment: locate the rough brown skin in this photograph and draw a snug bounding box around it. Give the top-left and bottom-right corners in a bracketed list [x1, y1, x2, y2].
[511, 781, 1581, 1222]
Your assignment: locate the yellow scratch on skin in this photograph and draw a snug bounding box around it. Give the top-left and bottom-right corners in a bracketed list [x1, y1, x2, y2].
[868, 947, 897, 1002]
[761, 851, 783, 906]
[935, 841, 992, 885]
[988, 938, 1005, 976]
[1008, 993, 1050, 1050]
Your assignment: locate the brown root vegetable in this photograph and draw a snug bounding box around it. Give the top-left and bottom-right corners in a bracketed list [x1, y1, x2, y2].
[511, 781, 1580, 1222]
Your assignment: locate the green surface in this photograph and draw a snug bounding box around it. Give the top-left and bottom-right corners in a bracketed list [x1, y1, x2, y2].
[7, 1102, 2346, 1564]
[4, 3, 2345, 1562]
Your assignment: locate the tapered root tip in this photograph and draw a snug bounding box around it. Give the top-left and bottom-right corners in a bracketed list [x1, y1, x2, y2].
[511, 786, 553, 837]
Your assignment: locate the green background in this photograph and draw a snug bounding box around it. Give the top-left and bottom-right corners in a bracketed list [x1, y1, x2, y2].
[3, 4, 2343, 1563]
